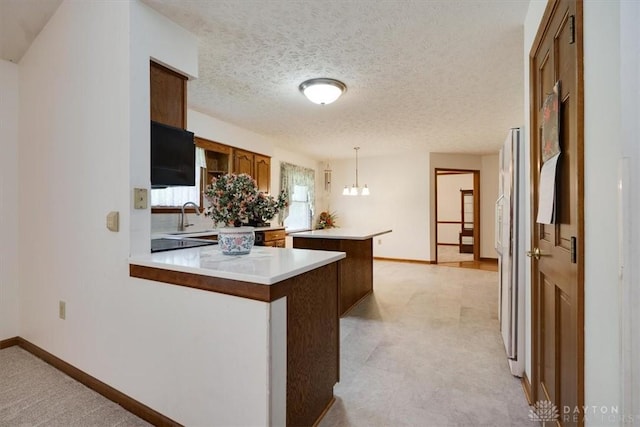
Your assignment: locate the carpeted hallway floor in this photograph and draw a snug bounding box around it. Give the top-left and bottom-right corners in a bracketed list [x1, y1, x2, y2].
[0, 347, 150, 426]
[1, 260, 528, 426]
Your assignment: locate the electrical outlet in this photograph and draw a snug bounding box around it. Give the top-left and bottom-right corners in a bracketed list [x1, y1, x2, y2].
[59, 301, 66, 320]
[378, 239, 382, 245]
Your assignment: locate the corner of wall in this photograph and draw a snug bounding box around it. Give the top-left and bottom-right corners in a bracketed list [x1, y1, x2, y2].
[0, 59, 21, 340]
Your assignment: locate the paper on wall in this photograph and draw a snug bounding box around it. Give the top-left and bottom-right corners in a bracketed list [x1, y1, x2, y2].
[536, 152, 560, 224]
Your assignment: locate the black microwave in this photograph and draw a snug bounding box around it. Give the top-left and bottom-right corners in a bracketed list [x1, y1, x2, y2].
[150, 120, 195, 188]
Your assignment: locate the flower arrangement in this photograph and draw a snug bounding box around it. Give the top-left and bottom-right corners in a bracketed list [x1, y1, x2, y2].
[249, 190, 288, 225]
[204, 173, 288, 227]
[317, 211, 338, 229]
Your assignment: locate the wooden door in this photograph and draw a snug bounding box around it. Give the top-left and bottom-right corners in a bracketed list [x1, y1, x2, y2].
[254, 154, 271, 193]
[530, 0, 583, 424]
[234, 149, 254, 176]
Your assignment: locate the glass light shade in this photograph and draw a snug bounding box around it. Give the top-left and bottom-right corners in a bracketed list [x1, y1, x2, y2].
[349, 186, 358, 196]
[361, 185, 370, 196]
[299, 78, 346, 105]
[342, 186, 350, 195]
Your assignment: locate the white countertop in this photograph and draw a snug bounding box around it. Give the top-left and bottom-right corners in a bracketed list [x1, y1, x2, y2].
[130, 246, 345, 285]
[291, 228, 392, 240]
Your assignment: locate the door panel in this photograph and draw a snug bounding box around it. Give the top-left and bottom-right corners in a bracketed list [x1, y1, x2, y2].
[530, 0, 583, 425]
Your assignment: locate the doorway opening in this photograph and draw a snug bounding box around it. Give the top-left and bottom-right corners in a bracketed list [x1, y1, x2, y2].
[435, 169, 480, 264]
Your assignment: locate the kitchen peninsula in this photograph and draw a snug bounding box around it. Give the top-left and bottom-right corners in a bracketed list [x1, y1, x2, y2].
[129, 246, 345, 426]
[292, 228, 392, 316]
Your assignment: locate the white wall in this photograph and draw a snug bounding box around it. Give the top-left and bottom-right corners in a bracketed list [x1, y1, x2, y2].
[619, 0, 640, 419]
[436, 173, 473, 244]
[188, 109, 274, 157]
[480, 154, 499, 259]
[524, 0, 624, 421]
[0, 59, 20, 340]
[129, 0, 198, 255]
[17, 1, 277, 425]
[583, 1, 621, 419]
[328, 151, 431, 261]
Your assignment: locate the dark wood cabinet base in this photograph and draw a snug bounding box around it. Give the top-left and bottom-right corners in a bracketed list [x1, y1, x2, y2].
[293, 237, 373, 316]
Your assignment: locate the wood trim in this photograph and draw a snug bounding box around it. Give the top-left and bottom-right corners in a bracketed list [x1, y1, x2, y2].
[479, 257, 498, 263]
[11, 337, 181, 427]
[472, 171, 481, 261]
[437, 220, 464, 224]
[312, 397, 336, 427]
[437, 242, 460, 247]
[130, 264, 291, 302]
[521, 372, 534, 406]
[194, 136, 232, 154]
[0, 336, 20, 349]
[435, 170, 473, 175]
[373, 257, 434, 264]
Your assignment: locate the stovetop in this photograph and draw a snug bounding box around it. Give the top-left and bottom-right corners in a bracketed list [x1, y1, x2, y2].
[151, 238, 217, 253]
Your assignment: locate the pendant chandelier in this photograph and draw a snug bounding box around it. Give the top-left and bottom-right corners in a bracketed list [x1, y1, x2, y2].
[343, 147, 370, 196]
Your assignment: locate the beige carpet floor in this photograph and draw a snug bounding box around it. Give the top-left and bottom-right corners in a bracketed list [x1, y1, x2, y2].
[1, 260, 528, 426]
[0, 346, 150, 426]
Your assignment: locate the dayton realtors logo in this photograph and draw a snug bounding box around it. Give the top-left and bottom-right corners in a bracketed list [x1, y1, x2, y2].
[529, 401, 627, 424]
[529, 400, 559, 425]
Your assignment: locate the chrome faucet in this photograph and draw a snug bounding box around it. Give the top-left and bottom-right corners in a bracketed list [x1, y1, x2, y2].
[180, 201, 201, 231]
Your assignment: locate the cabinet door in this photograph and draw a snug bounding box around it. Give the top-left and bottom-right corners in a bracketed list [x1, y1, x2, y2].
[234, 149, 254, 176]
[150, 61, 186, 128]
[254, 154, 271, 193]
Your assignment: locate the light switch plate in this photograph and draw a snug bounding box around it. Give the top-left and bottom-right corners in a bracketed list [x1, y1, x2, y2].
[134, 188, 148, 209]
[106, 211, 119, 232]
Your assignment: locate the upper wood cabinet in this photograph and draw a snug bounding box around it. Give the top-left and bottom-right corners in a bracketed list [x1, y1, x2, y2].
[150, 61, 187, 129]
[234, 149, 254, 176]
[254, 154, 271, 193]
[197, 137, 271, 194]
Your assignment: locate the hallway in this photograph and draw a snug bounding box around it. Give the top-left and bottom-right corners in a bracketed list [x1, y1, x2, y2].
[320, 260, 530, 426]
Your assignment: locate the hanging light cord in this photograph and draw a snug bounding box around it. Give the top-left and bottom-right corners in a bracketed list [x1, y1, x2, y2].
[354, 147, 360, 188]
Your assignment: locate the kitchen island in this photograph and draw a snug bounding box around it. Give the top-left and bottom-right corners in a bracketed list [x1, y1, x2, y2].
[129, 246, 345, 426]
[291, 228, 392, 316]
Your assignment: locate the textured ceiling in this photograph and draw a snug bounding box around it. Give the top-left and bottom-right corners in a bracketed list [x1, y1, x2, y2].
[2, 0, 529, 160]
[143, 0, 528, 159]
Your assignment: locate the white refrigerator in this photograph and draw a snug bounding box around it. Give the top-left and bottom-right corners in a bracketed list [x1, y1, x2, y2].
[495, 128, 525, 377]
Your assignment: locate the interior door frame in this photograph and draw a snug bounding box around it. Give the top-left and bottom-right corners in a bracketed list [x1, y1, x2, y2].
[434, 168, 481, 263]
[529, 0, 585, 415]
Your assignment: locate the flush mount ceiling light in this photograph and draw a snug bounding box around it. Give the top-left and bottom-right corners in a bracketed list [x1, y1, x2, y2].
[343, 147, 370, 196]
[299, 78, 347, 105]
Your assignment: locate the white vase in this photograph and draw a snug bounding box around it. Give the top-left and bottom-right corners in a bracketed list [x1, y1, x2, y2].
[217, 227, 255, 255]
